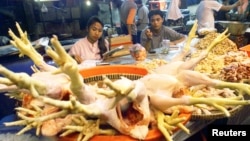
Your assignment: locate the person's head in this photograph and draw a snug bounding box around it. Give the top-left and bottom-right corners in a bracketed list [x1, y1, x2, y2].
[148, 10, 165, 30]
[86, 16, 108, 58]
[86, 16, 104, 43]
[135, 0, 143, 7]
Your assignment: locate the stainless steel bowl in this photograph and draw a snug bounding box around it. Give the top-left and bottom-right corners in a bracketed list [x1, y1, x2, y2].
[226, 13, 246, 21]
[217, 21, 250, 35]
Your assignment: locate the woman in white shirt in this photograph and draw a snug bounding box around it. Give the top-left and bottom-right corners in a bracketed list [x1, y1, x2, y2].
[69, 16, 109, 64]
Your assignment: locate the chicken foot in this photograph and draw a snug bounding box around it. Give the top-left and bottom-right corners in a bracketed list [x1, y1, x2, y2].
[178, 28, 230, 71]
[2, 75, 134, 118]
[0, 65, 47, 96]
[5, 98, 103, 137]
[148, 70, 250, 116]
[177, 70, 250, 96]
[183, 20, 198, 52]
[97, 76, 136, 109]
[61, 117, 116, 141]
[4, 105, 68, 135]
[0, 77, 14, 85]
[0, 77, 19, 93]
[151, 92, 249, 117]
[45, 35, 95, 104]
[171, 20, 198, 62]
[36, 76, 138, 116]
[8, 22, 56, 72]
[32, 76, 148, 139]
[155, 109, 189, 141]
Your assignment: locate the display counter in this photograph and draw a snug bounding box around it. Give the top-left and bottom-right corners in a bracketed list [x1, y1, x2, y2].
[104, 46, 181, 64]
[0, 39, 247, 141]
[0, 43, 212, 141]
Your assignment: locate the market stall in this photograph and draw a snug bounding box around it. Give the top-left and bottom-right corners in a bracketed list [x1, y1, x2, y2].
[0, 20, 250, 141]
[216, 21, 250, 48]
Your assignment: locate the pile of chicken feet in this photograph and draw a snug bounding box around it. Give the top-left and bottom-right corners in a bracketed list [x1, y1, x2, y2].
[0, 21, 250, 141]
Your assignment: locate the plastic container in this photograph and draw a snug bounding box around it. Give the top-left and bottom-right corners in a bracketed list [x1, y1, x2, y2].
[129, 44, 147, 61]
[160, 39, 170, 54]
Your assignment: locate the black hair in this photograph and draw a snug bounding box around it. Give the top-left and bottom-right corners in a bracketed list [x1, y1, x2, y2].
[113, 0, 123, 8]
[148, 9, 165, 20]
[86, 16, 108, 58]
[135, 0, 142, 4]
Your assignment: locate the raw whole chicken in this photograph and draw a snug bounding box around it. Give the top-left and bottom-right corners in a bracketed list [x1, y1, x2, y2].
[0, 22, 151, 140]
[0, 21, 250, 141]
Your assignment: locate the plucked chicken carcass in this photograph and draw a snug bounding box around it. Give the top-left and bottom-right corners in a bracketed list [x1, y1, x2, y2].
[0, 22, 151, 140]
[143, 24, 250, 116]
[1, 21, 250, 141]
[135, 23, 250, 140]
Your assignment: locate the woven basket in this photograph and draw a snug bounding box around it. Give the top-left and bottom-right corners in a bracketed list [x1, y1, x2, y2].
[80, 65, 148, 81]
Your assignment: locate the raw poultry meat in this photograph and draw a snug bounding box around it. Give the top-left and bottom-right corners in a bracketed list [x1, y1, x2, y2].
[0, 21, 250, 141]
[0, 22, 151, 139]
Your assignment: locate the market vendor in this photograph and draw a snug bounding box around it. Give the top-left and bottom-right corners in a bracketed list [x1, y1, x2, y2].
[68, 16, 109, 64]
[140, 10, 186, 52]
[195, 0, 241, 31]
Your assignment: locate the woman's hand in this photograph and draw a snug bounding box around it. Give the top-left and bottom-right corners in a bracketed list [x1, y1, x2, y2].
[74, 55, 83, 64]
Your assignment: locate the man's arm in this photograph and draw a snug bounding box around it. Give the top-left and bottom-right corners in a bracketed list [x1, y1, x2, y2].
[165, 27, 186, 45]
[170, 36, 186, 45]
[144, 39, 152, 51]
[141, 29, 153, 51]
[220, 1, 241, 11]
[126, 8, 137, 35]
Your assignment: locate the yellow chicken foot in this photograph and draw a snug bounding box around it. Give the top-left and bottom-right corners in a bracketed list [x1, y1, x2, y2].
[155, 109, 190, 141]
[183, 20, 198, 52]
[46, 35, 87, 103]
[8, 22, 45, 67]
[0, 65, 47, 96]
[62, 118, 116, 141]
[206, 28, 230, 52]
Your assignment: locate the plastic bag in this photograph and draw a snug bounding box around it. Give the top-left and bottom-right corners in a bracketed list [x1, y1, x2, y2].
[0, 36, 10, 46]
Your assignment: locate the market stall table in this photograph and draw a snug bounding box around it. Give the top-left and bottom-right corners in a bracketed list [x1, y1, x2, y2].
[0, 46, 215, 141]
[1, 18, 248, 141]
[104, 46, 182, 64]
